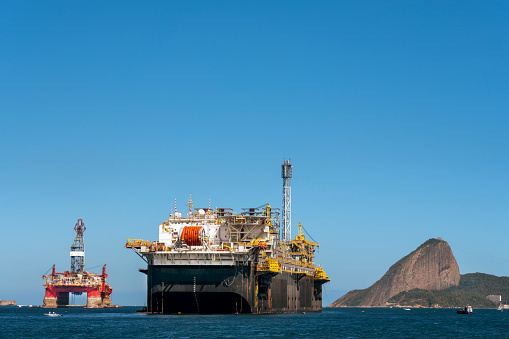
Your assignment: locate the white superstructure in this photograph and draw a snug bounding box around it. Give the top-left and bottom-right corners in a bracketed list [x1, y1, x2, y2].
[127, 204, 284, 268]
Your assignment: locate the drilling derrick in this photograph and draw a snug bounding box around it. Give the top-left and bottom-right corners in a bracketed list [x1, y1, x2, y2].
[42, 219, 113, 308]
[281, 159, 292, 241]
[70, 219, 86, 274]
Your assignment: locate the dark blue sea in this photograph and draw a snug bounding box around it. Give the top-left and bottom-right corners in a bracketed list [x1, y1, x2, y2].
[1, 307, 508, 338]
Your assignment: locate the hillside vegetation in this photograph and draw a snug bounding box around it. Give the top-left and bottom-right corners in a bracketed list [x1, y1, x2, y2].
[388, 273, 509, 308]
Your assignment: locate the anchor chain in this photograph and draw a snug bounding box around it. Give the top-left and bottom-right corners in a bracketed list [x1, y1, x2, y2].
[193, 276, 200, 313]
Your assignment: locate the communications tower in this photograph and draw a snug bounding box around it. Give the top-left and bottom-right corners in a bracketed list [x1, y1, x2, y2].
[70, 219, 86, 273]
[281, 159, 292, 241]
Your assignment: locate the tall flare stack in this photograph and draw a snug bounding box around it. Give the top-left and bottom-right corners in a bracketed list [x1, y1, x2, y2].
[42, 219, 113, 308]
[281, 159, 292, 241]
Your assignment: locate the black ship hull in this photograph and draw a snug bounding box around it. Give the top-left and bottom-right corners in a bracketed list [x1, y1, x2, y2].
[143, 264, 324, 314]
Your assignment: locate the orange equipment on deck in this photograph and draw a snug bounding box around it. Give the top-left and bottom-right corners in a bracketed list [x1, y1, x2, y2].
[181, 226, 202, 246]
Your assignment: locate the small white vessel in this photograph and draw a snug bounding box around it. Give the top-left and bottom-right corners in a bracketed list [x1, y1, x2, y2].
[44, 311, 62, 317]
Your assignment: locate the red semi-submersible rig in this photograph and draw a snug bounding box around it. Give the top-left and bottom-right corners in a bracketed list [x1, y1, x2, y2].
[42, 219, 113, 308]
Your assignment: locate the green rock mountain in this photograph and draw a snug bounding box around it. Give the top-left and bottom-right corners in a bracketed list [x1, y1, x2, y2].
[331, 238, 477, 307]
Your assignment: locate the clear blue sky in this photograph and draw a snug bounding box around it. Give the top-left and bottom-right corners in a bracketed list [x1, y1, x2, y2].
[1, 1, 508, 306]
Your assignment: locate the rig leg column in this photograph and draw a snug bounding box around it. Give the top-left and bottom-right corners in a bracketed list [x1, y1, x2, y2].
[87, 289, 102, 308]
[43, 288, 69, 308]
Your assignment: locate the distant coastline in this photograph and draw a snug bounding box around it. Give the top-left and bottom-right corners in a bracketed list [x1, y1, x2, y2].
[0, 300, 16, 306]
[330, 238, 509, 309]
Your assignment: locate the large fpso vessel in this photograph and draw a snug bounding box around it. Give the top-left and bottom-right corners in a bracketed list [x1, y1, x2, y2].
[126, 161, 329, 314]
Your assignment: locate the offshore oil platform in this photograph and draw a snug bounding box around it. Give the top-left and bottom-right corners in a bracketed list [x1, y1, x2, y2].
[42, 219, 113, 308]
[126, 160, 330, 314]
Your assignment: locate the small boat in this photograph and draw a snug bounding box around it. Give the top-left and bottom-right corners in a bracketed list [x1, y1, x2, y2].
[456, 306, 473, 314]
[44, 311, 63, 317]
[404, 308, 411, 311]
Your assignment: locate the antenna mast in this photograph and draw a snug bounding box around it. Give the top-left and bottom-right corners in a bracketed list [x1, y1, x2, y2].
[70, 219, 86, 274]
[188, 193, 193, 217]
[281, 159, 292, 241]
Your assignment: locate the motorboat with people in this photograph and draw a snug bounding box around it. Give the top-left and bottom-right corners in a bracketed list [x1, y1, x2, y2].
[456, 305, 473, 314]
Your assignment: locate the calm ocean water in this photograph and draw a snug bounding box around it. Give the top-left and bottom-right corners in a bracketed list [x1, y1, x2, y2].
[1, 306, 508, 338]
